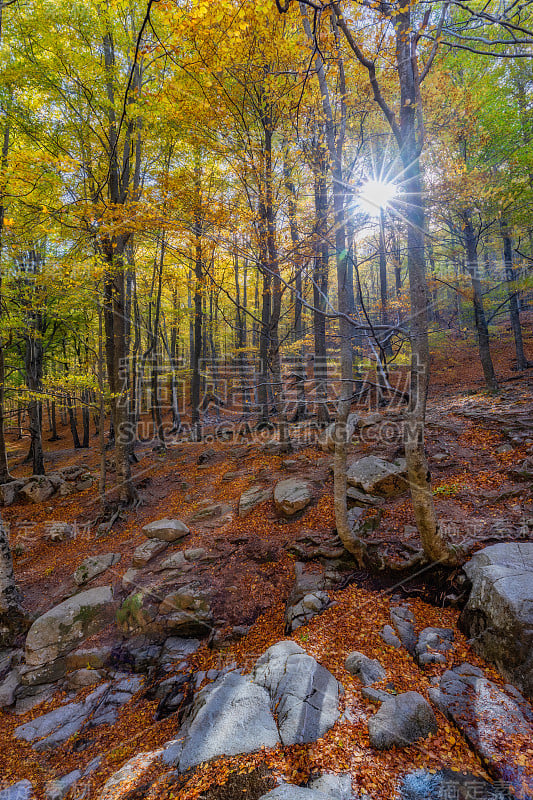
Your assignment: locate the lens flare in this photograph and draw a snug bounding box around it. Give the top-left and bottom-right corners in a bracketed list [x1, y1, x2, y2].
[358, 179, 398, 216]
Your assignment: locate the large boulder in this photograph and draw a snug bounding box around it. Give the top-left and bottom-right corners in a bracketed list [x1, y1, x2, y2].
[429, 663, 533, 798]
[367, 691, 437, 749]
[0, 480, 25, 507]
[239, 485, 273, 517]
[142, 519, 190, 542]
[260, 788, 331, 800]
[459, 543, 533, 699]
[98, 751, 163, 800]
[25, 586, 116, 667]
[347, 456, 408, 497]
[20, 476, 56, 504]
[162, 671, 280, 770]
[274, 479, 313, 517]
[400, 769, 509, 800]
[74, 553, 121, 586]
[252, 641, 343, 745]
[0, 781, 34, 800]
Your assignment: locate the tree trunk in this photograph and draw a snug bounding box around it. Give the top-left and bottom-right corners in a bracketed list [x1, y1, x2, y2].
[463, 211, 498, 391]
[0, 513, 28, 646]
[500, 217, 529, 370]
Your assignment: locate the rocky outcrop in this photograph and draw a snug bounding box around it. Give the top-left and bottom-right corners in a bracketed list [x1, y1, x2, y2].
[25, 586, 116, 669]
[0, 781, 34, 800]
[252, 641, 343, 745]
[459, 543, 533, 699]
[74, 553, 121, 586]
[347, 456, 408, 497]
[429, 663, 533, 798]
[274, 479, 313, 517]
[367, 691, 437, 749]
[0, 467, 93, 507]
[415, 627, 453, 666]
[163, 641, 343, 770]
[239, 485, 273, 517]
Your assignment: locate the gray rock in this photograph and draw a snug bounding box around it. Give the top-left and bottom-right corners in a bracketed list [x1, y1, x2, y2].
[319, 413, 359, 453]
[142, 518, 190, 542]
[361, 686, 393, 704]
[14, 683, 109, 750]
[259, 787, 331, 800]
[157, 552, 186, 571]
[66, 668, 105, 690]
[121, 568, 140, 591]
[344, 652, 386, 686]
[459, 542, 533, 699]
[307, 772, 353, 799]
[0, 667, 20, 708]
[159, 637, 201, 669]
[347, 456, 408, 497]
[98, 751, 163, 800]
[74, 553, 121, 585]
[252, 641, 343, 745]
[286, 591, 331, 633]
[239, 485, 273, 517]
[274, 479, 313, 517]
[132, 539, 168, 568]
[400, 768, 510, 800]
[163, 671, 280, 770]
[390, 606, 417, 654]
[430, 665, 533, 797]
[380, 625, 402, 649]
[0, 781, 34, 800]
[45, 770, 82, 800]
[20, 658, 67, 687]
[0, 480, 24, 507]
[415, 627, 453, 666]
[25, 586, 116, 667]
[367, 691, 437, 749]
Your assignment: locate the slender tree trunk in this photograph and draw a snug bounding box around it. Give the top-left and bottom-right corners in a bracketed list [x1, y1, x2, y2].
[500, 217, 529, 370]
[0, 122, 12, 483]
[463, 211, 498, 391]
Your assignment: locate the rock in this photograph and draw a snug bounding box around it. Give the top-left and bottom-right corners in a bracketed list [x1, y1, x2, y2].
[25, 586, 116, 667]
[162, 671, 280, 770]
[44, 522, 74, 543]
[159, 587, 210, 615]
[400, 768, 509, 800]
[66, 668, 105, 690]
[74, 553, 121, 585]
[286, 531, 344, 562]
[429, 664, 533, 798]
[121, 569, 140, 591]
[98, 751, 163, 800]
[20, 476, 56, 503]
[197, 447, 216, 464]
[307, 773, 353, 800]
[45, 770, 82, 800]
[66, 646, 112, 671]
[20, 659, 67, 687]
[142, 519, 190, 542]
[184, 547, 208, 561]
[344, 652, 386, 686]
[0, 781, 34, 800]
[159, 637, 200, 670]
[274, 479, 313, 517]
[0, 480, 24, 506]
[132, 539, 168, 568]
[347, 456, 408, 497]
[347, 506, 381, 538]
[189, 502, 231, 521]
[285, 591, 331, 633]
[415, 627, 453, 666]
[346, 486, 383, 506]
[459, 542, 533, 699]
[390, 606, 417, 654]
[14, 683, 110, 750]
[380, 625, 402, 649]
[239, 485, 273, 517]
[157, 552, 186, 571]
[367, 691, 437, 749]
[259, 787, 331, 800]
[164, 610, 213, 637]
[252, 641, 343, 745]
[0, 667, 20, 708]
[361, 686, 393, 704]
[319, 413, 359, 453]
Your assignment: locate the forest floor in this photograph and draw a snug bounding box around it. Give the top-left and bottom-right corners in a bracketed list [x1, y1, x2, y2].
[0, 322, 533, 799]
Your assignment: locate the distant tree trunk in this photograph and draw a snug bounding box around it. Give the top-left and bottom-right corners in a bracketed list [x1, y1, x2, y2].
[24, 315, 45, 475]
[0, 122, 12, 483]
[500, 217, 529, 371]
[258, 200, 271, 422]
[311, 138, 329, 424]
[463, 211, 498, 391]
[191, 165, 203, 442]
[81, 389, 90, 448]
[49, 400, 59, 442]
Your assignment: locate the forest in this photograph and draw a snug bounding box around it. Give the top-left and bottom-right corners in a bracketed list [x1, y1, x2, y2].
[0, 0, 532, 798]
